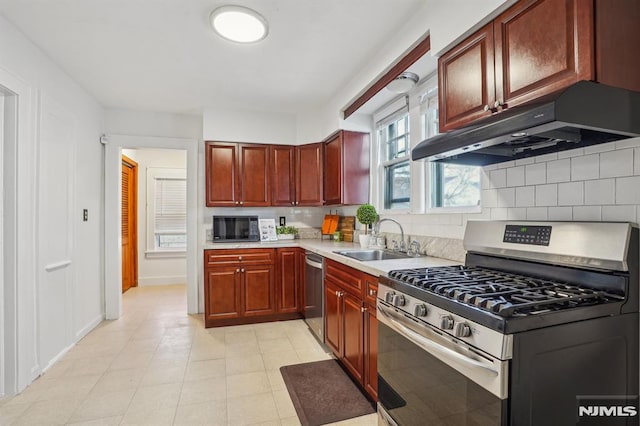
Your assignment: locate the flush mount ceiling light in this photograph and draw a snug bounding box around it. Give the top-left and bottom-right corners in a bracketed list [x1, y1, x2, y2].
[386, 72, 419, 94]
[210, 5, 268, 43]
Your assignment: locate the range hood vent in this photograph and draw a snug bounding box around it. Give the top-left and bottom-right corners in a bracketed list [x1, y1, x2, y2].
[412, 81, 640, 166]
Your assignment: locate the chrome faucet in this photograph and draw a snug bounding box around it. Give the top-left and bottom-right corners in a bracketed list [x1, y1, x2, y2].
[374, 218, 405, 252]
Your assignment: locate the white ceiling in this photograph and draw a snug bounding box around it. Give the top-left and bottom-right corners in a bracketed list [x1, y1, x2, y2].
[0, 0, 429, 115]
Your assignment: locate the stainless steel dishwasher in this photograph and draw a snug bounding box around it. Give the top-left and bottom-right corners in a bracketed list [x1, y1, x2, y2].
[304, 251, 325, 343]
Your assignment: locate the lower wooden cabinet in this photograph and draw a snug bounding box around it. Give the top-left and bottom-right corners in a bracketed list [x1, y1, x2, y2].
[204, 248, 303, 327]
[324, 259, 378, 401]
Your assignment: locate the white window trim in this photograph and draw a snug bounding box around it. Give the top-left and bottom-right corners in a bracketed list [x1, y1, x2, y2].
[146, 167, 186, 257]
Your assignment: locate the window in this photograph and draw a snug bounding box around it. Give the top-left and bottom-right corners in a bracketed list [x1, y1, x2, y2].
[147, 168, 186, 253]
[422, 88, 481, 209]
[378, 107, 410, 210]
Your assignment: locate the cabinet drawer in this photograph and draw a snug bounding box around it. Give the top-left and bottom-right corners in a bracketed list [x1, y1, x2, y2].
[325, 259, 364, 297]
[364, 274, 378, 307]
[205, 249, 274, 266]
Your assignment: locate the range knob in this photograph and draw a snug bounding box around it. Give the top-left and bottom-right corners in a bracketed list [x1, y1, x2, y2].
[392, 294, 406, 307]
[440, 315, 454, 330]
[384, 291, 396, 304]
[454, 322, 472, 338]
[414, 304, 428, 317]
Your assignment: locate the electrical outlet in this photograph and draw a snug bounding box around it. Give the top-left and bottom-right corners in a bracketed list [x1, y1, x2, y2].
[83, 209, 88, 222]
[279, 216, 286, 226]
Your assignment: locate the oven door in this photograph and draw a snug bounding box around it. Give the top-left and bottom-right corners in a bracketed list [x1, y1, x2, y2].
[377, 300, 509, 425]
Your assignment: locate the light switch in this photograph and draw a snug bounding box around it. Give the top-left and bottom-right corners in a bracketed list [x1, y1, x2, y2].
[83, 209, 88, 222]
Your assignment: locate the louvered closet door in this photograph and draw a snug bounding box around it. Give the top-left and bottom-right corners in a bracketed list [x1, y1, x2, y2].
[121, 156, 138, 293]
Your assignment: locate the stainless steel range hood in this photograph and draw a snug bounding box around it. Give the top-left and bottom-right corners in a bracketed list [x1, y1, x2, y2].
[412, 81, 640, 166]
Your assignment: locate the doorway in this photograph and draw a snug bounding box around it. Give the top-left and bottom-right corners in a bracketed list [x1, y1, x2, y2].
[105, 136, 198, 320]
[121, 155, 138, 293]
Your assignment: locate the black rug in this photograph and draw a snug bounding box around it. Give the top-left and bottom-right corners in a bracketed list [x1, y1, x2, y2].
[280, 359, 375, 426]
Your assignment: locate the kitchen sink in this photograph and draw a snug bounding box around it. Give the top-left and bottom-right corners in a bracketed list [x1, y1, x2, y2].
[334, 249, 411, 261]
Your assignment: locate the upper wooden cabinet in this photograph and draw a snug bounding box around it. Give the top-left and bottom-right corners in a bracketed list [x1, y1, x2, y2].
[438, 0, 640, 132]
[323, 130, 370, 206]
[271, 143, 324, 207]
[205, 142, 270, 207]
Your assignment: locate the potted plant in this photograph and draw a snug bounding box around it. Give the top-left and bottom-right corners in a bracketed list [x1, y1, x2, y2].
[356, 204, 378, 247]
[276, 225, 298, 240]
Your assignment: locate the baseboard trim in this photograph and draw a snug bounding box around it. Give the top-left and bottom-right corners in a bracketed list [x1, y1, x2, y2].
[75, 314, 104, 340]
[138, 275, 187, 286]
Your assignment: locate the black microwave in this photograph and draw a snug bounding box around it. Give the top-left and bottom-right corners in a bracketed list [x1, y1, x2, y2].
[212, 216, 260, 242]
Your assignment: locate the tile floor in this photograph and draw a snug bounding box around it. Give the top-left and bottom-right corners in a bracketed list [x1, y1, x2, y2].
[0, 285, 377, 425]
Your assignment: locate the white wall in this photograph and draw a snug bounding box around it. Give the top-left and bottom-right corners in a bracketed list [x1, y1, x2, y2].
[0, 13, 104, 394]
[105, 109, 202, 140]
[122, 148, 187, 286]
[203, 107, 296, 145]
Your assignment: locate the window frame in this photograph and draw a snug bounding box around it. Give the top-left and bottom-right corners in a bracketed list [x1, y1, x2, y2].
[145, 167, 187, 258]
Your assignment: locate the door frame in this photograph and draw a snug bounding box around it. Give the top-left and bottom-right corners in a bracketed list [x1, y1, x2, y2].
[105, 135, 198, 318]
[121, 154, 138, 292]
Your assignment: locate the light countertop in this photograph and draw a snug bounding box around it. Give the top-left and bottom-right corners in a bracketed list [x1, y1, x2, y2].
[203, 239, 460, 277]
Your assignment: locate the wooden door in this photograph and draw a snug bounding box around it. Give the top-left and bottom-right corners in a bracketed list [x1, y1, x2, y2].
[494, 0, 594, 109]
[276, 248, 300, 313]
[205, 266, 242, 323]
[438, 22, 496, 132]
[364, 306, 378, 401]
[242, 263, 275, 316]
[342, 292, 364, 385]
[205, 142, 239, 207]
[239, 144, 270, 206]
[295, 143, 324, 206]
[121, 155, 138, 293]
[324, 278, 343, 357]
[270, 145, 296, 206]
[323, 134, 342, 206]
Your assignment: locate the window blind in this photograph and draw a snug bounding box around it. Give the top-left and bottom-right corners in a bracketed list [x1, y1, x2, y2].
[154, 177, 186, 233]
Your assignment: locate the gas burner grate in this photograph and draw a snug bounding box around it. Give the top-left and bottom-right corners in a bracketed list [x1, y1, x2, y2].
[388, 266, 623, 317]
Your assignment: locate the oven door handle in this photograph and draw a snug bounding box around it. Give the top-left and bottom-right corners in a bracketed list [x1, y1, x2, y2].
[377, 302, 499, 376]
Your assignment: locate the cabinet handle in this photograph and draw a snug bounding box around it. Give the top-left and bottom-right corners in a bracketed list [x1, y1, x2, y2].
[369, 289, 377, 296]
[291, 201, 295, 205]
[335, 290, 339, 297]
[241, 268, 245, 273]
[240, 201, 244, 205]
[361, 306, 367, 313]
[236, 269, 240, 273]
[483, 104, 490, 112]
[238, 256, 243, 261]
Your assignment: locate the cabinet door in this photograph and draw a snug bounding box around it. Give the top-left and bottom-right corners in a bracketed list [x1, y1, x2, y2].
[239, 144, 271, 206]
[341, 131, 370, 206]
[276, 248, 300, 314]
[205, 142, 239, 207]
[323, 134, 342, 206]
[242, 264, 275, 316]
[271, 145, 296, 206]
[296, 143, 324, 206]
[324, 278, 343, 357]
[364, 306, 378, 401]
[342, 292, 364, 385]
[204, 266, 242, 323]
[438, 22, 496, 132]
[494, 0, 594, 109]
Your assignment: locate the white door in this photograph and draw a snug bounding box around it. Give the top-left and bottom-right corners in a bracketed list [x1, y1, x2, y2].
[37, 95, 76, 371]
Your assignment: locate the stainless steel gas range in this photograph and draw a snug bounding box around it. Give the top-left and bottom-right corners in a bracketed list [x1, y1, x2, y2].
[377, 221, 639, 426]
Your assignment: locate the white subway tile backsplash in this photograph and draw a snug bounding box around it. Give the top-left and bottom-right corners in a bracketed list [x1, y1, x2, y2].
[584, 143, 615, 155]
[482, 189, 498, 208]
[602, 205, 636, 222]
[482, 170, 492, 189]
[558, 148, 584, 159]
[635, 148, 640, 175]
[558, 182, 584, 206]
[535, 184, 557, 206]
[515, 158, 535, 166]
[546, 159, 570, 183]
[571, 154, 599, 181]
[616, 176, 640, 204]
[490, 208, 508, 220]
[600, 149, 633, 178]
[584, 179, 615, 205]
[573, 206, 602, 221]
[525, 163, 546, 185]
[615, 137, 640, 150]
[497, 160, 516, 169]
[489, 169, 507, 188]
[497, 188, 516, 208]
[534, 153, 558, 163]
[515, 186, 535, 207]
[507, 208, 527, 220]
[506, 166, 525, 187]
[526, 207, 548, 220]
[548, 207, 573, 221]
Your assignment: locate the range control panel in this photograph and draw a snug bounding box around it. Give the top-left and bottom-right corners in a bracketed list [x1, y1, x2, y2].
[503, 225, 552, 246]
